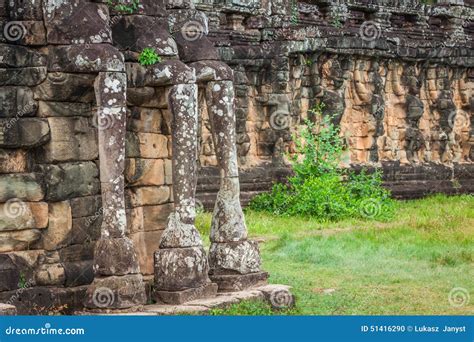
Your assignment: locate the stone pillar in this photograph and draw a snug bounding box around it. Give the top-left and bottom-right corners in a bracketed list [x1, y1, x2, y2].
[153, 84, 217, 304]
[84, 72, 146, 310]
[206, 80, 268, 292]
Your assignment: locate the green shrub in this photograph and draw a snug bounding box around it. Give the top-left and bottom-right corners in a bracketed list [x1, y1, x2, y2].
[107, 0, 140, 13]
[249, 103, 395, 221]
[138, 47, 161, 66]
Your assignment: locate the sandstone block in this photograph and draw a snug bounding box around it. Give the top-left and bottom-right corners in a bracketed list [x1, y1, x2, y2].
[0, 229, 41, 253]
[0, 150, 28, 174]
[0, 173, 44, 202]
[0, 303, 17, 315]
[0, 201, 48, 232]
[126, 186, 170, 208]
[93, 237, 141, 277]
[137, 133, 169, 159]
[34, 73, 95, 103]
[125, 158, 165, 186]
[41, 201, 72, 251]
[130, 230, 164, 275]
[41, 117, 97, 162]
[0, 67, 47, 86]
[35, 263, 65, 286]
[0, 118, 50, 148]
[0, 45, 45, 68]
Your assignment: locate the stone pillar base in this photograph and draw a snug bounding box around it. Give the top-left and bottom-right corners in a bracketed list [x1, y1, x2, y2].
[0, 303, 17, 315]
[84, 274, 146, 310]
[210, 271, 269, 292]
[153, 282, 218, 305]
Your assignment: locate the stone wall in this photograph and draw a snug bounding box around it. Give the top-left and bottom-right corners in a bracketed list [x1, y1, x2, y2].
[0, 0, 472, 313]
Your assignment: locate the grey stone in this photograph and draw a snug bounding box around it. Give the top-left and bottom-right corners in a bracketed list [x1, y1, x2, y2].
[93, 238, 141, 277]
[209, 240, 262, 275]
[84, 274, 146, 310]
[0, 87, 37, 118]
[0, 67, 47, 86]
[0, 255, 20, 291]
[154, 282, 218, 305]
[0, 173, 44, 202]
[0, 118, 50, 148]
[210, 271, 269, 292]
[39, 162, 100, 202]
[154, 247, 209, 291]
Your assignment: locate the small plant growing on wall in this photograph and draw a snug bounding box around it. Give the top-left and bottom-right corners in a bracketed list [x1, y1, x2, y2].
[291, 0, 299, 25]
[138, 47, 161, 66]
[107, 0, 140, 14]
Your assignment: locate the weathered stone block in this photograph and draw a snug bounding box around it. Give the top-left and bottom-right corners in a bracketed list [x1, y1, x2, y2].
[70, 195, 102, 218]
[41, 117, 98, 162]
[0, 303, 17, 315]
[84, 274, 146, 309]
[34, 73, 95, 103]
[112, 16, 177, 55]
[0, 173, 44, 202]
[0, 67, 47, 86]
[39, 162, 100, 202]
[137, 133, 169, 159]
[43, 0, 111, 45]
[0, 202, 48, 232]
[0, 229, 41, 253]
[0, 150, 28, 174]
[0, 87, 37, 118]
[38, 101, 92, 118]
[209, 240, 262, 275]
[127, 204, 172, 233]
[0, 45, 46, 68]
[93, 237, 141, 276]
[48, 45, 124, 73]
[154, 247, 209, 291]
[128, 107, 163, 134]
[126, 186, 170, 208]
[35, 263, 65, 286]
[41, 201, 72, 251]
[63, 260, 94, 287]
[130, 230, 164, 275]
[154, 282, 218, 305]
[210, 271, 269, 292]
[0, 254, 20, 291]
[0, 118, 50, 148]
[70, 215, 102, 245]
[125, 158, 165, 186]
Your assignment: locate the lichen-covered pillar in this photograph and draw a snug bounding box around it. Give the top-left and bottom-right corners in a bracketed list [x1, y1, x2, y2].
[206, 80, 268, 292]
[153, 84, 217, 304]
[84, 72, 146, 310]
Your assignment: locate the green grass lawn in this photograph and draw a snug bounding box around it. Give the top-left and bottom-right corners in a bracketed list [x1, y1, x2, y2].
[196, 194, 474, 315]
